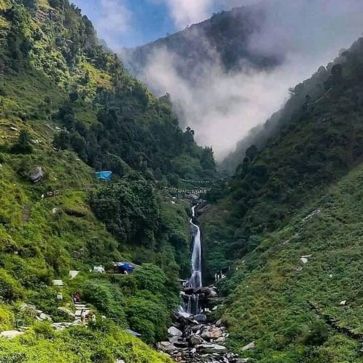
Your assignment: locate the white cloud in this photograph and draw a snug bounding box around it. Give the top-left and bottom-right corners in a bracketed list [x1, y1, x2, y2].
[96, 0, 132, 49]
[137, 0, 363, 160]
[153, 0, 214, 28]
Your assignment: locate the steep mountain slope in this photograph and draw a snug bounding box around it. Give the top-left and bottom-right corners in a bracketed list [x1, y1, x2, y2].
[0, 0, 208, 361]
[222, 164, 363, 362]
[125, 5, 282, 84]
[201, 37, 363, 361]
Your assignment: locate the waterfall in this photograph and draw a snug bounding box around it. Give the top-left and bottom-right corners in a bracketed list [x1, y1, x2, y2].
[189, 206, 202, 289]
[183, 205, 203, 315]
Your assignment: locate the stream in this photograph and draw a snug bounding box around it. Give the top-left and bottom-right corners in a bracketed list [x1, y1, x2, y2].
[157, 203, 245, 363]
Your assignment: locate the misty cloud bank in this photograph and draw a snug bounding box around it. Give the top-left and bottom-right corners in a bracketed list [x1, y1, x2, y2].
[128, 0, 363, 161]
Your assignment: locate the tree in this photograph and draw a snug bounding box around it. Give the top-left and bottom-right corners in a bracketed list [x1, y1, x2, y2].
[11, 130, 33, 154]
[53, 131, 70, 150]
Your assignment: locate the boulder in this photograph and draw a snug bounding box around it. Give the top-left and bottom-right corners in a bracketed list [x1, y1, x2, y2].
[0, 330, 24, 339]
[39, 312, 52, 321]
[197, 343, 227, 353]
[69, 270, 80, 279]
[195, 314, 207, 323]
[157, 341, 176, 353]
[216, 319, 223, 327]
[201, 326, 223, 340]
[190, 334, 205, 346]
[168, 326, 183, 337]
[29, 166, 44, 183]
[241, 341, 256, 351]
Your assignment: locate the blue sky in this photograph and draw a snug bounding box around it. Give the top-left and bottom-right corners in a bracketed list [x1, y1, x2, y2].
[71, 0, 240, 49]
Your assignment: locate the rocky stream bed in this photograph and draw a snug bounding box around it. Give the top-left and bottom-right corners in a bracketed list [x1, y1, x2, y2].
[157, 286, 248, 362]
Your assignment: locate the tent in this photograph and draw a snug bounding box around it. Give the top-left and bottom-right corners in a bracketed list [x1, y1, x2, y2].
[95, 171, 112, 181]
[114, 262, 135, 274]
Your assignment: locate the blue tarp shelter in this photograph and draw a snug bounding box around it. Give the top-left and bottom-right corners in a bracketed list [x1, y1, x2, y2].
[96, 171, 112, 181]
[114, 262, 135, 274]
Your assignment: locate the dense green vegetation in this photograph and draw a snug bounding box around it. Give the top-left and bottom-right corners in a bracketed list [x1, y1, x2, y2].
[204, 37, 363, 274]
[0, 0, 207, 360]
[201, 37, 363, 362]
[220, 164, 363, 362]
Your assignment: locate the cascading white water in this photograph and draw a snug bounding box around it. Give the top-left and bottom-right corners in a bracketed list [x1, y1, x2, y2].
[189, 206, 202, 289]
[183, 205, 203, 314]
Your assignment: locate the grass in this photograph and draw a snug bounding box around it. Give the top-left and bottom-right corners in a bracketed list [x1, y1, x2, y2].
[217, 164, 363, 362]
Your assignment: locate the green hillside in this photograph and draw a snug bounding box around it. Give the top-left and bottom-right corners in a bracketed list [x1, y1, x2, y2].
[0, 0, 212, 361]
[220, 164, 363, 362]
[201, 37, 363, 361]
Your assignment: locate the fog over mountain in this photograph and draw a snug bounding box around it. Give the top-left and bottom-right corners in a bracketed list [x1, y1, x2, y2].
[124, 0, 363, 161]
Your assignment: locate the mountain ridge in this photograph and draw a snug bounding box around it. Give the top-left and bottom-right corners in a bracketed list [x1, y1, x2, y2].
[124, 5, 283, 85]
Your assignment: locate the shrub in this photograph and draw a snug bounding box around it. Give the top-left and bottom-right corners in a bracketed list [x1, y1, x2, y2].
[0, 305, 14, 331]
[81, 280, 126, 325]
[10, 131, 33, 154]
[32, 321, 56, 339]
[0, 269, 23, 302]
[126, 291, 170, 344]
[303, 321, 329, 346]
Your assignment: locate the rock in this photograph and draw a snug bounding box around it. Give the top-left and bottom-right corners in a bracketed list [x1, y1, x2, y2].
[29, 166, 44, 183]
[191, 324, 204, 332]
[0, 330, 24, 339]
[168, 326, 183, 337]
[195, 314, 207, 323]
[197, 343, 227, 353]
[52, 279, 64, 287]
[174, 340, 188, 348]
[340, 300, 347, 306]
[158, 341, 176, 353]
[201, 326, 223, 340]
[215, 336, 226, 343]
[115, 360, 125, 363]
[241, 341, 256, 351]
[39, 312, 52, 321]
[190, 334, 205, 346]
[93, 266, 105, 273]
[216, 319, 223, 327]
[69, 270, 80, 279]
[300, 257, 308, 264]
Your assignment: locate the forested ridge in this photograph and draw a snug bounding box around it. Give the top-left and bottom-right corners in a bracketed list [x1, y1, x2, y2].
[126, 5, 282, 84]
[202, 36, 363, 362]
[0, 0, 216, 361]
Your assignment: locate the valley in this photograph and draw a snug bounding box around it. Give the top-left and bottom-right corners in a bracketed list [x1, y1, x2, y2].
[1, 1, 363, 363]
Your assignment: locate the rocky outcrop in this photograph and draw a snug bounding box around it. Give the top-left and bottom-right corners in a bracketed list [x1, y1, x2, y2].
[29, 166, 44, 183]
[158, 286, 242, 363]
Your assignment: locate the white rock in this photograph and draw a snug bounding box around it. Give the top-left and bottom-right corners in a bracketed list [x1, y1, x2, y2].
[241, 341, 256, 351]
[168, 326, 182, 337]
[93, 266, 105, 273]
[300, 257, 308, 264]
[52, 279, 64, 287]
[197, 343, 227, 353]
[69, 270, 80, 279]
[0, 330, 24, 339]
[39, 313, 52, 321]
[340, 300, 347, 306]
